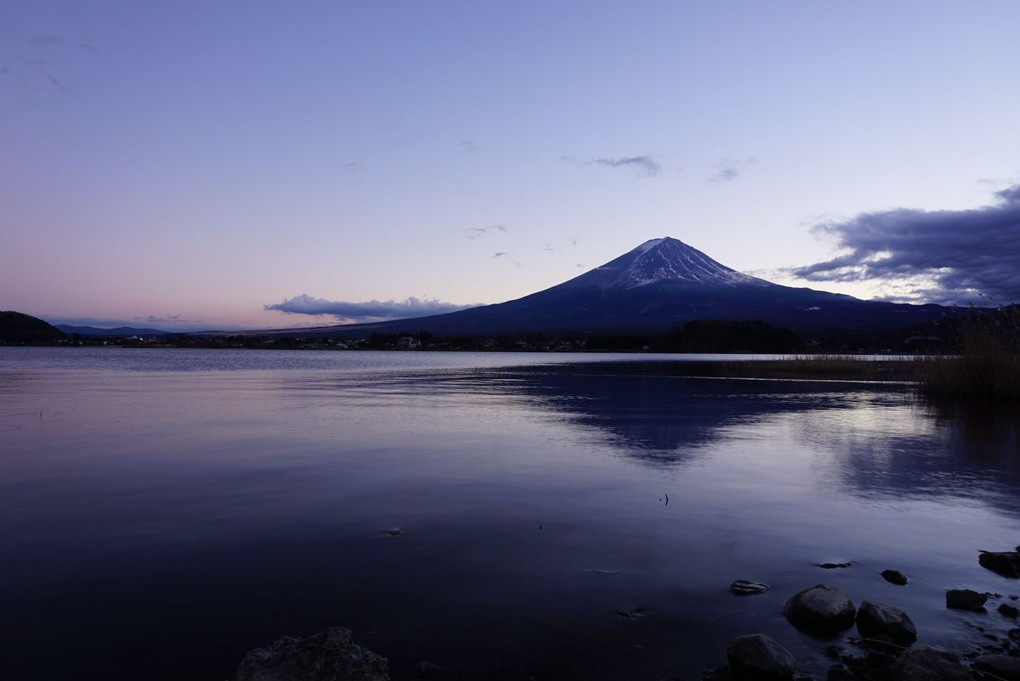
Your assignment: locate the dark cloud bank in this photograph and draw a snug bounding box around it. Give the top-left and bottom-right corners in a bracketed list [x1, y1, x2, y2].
[265, 294, 478, 323]
[793, 184, 1020, 305]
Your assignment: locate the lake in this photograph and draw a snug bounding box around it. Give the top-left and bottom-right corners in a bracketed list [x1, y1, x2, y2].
[1, 347, 1017, 680]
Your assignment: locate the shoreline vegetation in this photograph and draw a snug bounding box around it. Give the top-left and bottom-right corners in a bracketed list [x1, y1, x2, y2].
[669, 306, 1020, 400]
[913, 305, 1020, 401]
[3, 309, 1018, 400]
[673, 352, 1019, 401]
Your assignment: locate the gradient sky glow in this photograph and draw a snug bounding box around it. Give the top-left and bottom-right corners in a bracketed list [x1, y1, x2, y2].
[3, 1, 1019, 330]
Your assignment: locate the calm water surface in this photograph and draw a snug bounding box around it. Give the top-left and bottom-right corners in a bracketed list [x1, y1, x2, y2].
[1, 348, 1017, 680]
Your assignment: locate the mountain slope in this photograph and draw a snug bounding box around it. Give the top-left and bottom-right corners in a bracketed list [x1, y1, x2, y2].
[274, 237, 952, 337]
[55, 324, 170, 337]
[0, 311, 67, 344]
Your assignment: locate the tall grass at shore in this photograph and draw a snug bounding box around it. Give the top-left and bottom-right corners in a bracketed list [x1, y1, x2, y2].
[913, 305, 1020, 400]
[667, 308, 1020, 397]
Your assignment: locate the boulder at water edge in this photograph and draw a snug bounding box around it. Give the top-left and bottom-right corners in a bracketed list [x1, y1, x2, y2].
[973, 654, 1020, 681]
[855, 600, 917, 645]
[979, 550, 1020, 579]
[782, 585, 856, 635]
[726, 633, 796, 680]
[231, 627, 389, 681]
[946, 588, 987, 612]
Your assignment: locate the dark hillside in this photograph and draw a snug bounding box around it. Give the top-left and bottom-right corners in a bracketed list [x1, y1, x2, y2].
[0, 311, 67, 345]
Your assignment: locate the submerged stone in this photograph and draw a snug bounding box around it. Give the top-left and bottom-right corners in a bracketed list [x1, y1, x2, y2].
[818, 560, 853, 569]
[973, 654, 1020, 681]
[881, 569, 908, 585]
[888, 646, 971, 681]
[731, 579, 771, 596]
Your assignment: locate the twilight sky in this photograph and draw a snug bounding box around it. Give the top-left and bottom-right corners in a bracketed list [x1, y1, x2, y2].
[3, 1, 1019, 330]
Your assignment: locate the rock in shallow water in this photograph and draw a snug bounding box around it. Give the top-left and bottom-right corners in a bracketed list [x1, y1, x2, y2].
[231, 627, 389, 681]
[783, 585, 856, 635]
[855, 600, 917, 645]
[730, 579, 771, 596]
[880, 569, 908, 585]
[946, 588, 987, 612]
[973, 654, 1020, 681]
[726, 633, 796, 680]
[888, 646, 971, 681]
[818, 560, 853, 569]
[979, 550, 1020, 579]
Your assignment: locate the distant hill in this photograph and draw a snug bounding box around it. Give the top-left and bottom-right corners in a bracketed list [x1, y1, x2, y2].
[261, 237, 958, 339]
[55, 324, 170, 337]
[0, 311, 67, 344]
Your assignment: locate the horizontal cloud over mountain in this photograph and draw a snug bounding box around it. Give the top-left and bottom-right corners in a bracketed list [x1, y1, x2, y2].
[265, 294, 479, 322]
[793, 184, 1020, 305]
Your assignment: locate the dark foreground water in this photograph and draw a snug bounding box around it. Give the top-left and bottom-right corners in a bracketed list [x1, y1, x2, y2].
[1, 348, 1017, 680]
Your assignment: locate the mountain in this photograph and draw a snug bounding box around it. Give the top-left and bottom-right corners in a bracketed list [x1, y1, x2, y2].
[55, 325, 170, 337]
[272, 237, 954, 338]
[0, 311, 67, 344]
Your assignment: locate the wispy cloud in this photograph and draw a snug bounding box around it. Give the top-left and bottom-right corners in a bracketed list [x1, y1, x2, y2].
[24, 59, 70, 91]
[455, 140, 482, 153]
[342, 162, 365, 182]
[562, 155, 661, 177]
[464, 224, 508, 239]
[791, 184, 1020, 305]
[591, 156, 661, 176]
[31, 34, 98, 53]
[13, 32, 99, 97]
[265, 294, 480, 322]
[708, 157, 757, 184]
[710, 166, 740, 183]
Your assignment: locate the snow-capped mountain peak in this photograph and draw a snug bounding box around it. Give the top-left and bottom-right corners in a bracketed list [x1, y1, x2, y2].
[581, 237, 769, 289]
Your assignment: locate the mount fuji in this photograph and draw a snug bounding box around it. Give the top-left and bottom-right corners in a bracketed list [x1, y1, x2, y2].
[295, 237, 951, 337]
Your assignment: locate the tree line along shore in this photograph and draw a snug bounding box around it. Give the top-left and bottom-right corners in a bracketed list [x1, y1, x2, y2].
[3, 309, 1018, 400]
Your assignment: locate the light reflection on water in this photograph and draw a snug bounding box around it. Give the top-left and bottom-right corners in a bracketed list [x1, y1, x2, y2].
[0, 348, 1017, 681]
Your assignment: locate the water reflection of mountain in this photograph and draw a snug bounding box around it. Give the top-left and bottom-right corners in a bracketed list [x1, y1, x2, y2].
[841, 398, 1019, 508]
[436, 362, 907, 462]
[431, 362, 1019, 505]
[924, 399, 1020, 465]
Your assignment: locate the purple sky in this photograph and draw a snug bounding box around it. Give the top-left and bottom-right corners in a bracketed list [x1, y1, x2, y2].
[3, 2, 1019, 330]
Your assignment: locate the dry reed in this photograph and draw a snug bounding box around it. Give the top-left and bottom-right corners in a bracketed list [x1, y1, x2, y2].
[913, 305, 1020, 400]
